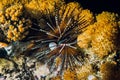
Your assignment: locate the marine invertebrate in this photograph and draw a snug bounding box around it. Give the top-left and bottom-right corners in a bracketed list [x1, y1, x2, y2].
[24, 0, 64, 18]
[0, 4, 32, 42]
[27, 1, 93, 78]
[0, 57, 38, 80]
[63, 64, 93, 80]
[63, 69, 77, 80]
[76, 64, 92, 80]
[77, 25, 95, 49]
[0, 0, 31, 10]
[91, 12, 119, 58]
[0, 0, 120, 80]
[77, 12, 120, 57]
[77, 11, 120, 79]
[0, 41, 35, 79]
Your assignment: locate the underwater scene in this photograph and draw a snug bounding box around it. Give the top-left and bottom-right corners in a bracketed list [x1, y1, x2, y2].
[0, 0, 120, 80]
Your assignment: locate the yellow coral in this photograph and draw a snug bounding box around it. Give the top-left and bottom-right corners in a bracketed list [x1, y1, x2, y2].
[80, 9, 94, 25]
[77, 64, 92, 80]
[0, 12, 6, 24]
[59, 2, 93, 24]
[0, 42, 8, 48]
[91, 12, 119, 58]
[0, 0, 31, 10]
[63, 64, 92, 80]
[25, 0, 64, 18]
[52, 2, 94, 38]
[0, 1, 120, 80]
[77, 25, 95, 48]
[18, 24, 25, 32]
[5, 4, 23, 21]
[59, 2, 81, 21]
[0, 4, 32, 42]
[63, 69, 77, 80]
[77, 11, 119, 58]
[96, 12, 118, 22]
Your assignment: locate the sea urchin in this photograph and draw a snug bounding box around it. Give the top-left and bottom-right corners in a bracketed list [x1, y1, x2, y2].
[27, 2, 93, 78]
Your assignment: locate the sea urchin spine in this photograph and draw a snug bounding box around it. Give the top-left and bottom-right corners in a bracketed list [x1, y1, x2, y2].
[27, 2, 93, 78]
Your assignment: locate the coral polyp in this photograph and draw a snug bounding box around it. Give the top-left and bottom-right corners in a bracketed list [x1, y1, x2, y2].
[91, 12, 119, 58]
[0, 4, 32, 42]
[24, 0, 64, 18]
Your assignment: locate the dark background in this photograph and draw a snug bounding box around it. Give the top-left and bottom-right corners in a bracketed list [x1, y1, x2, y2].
[65, 0, 120, 15]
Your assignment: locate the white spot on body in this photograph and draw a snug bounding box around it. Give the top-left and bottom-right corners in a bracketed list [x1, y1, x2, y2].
[49, 42, 57, 50]
[4, 45, 12, 55]
[88, 75, 95, 80]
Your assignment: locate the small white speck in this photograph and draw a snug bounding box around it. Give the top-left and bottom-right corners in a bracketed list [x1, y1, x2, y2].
[4, 45, 12, 55]
[88, 75, 95, 80]
[49, 42, 57, 50]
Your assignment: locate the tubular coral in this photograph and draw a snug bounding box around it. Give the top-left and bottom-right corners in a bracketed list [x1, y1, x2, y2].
[0, 0, 18, 10]
[63, 64, 92, 80]
[91, 12, 119, 58]
[76, 6, 94, 49]
[63, 69, 77, 80]
[24, 0, 64, 18]
[77, 64, 92, 80]
[77, 25, 95, 48]
[80, 9, 94, 26]
[59, 2, 94, 27]
[59, 2, 81, 20]
[0, 0, 31, 10]
[0, 4, 32, 42]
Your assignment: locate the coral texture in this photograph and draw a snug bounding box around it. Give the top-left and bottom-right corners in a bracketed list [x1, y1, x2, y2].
[0, 0, 120, 80]
[24, 0, 64, 18]
[0, 4, 31, 42]
[91, 12, 119, 58]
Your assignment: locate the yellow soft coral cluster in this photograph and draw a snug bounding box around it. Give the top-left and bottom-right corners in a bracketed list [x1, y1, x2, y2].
[77, 64, 92, 80]
[59, 2, 81, 20]
[5, 4, 23, 21]
[63, 69, 77, 80]
[0, 0, 31, 10]
[91, 12, 119, 58]
[24, 0, 64, 18]
[59, 2, 94, 26]
[0, 0, 120, 80]
[77, 25, 95, 48]
[0, 4, 31, 42]
[63, 64, 92, 80]
[52, 2, 94, 38]
[77, 12, 119, 58]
